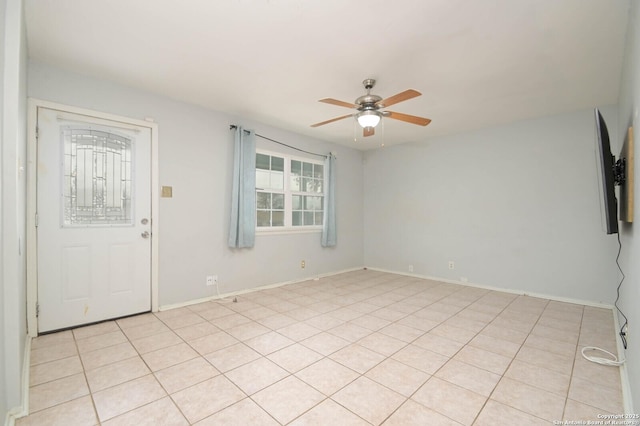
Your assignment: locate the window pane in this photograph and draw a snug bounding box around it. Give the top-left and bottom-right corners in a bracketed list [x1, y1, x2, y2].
[290, 176, 300, 192]
[272, 156, 284, 172]
[313, 164, 324, 179]
[303, 162, 313, 177]
[272, 193, 284, 209]
[302, 178, 311, 192]
[256, 170, 270, 189]
[256, 153, 270, 170]
[315, 212, 323, 225]
[270, 171, 284, 190]
[256, 192, 270, 209]
[292, 195, 302, 210]
[272, 211, 284, 226]
[304, 211, 314, 225]
[304, 196, 321, 211]
[257, 211, 270, 227]
[292, 211, 302, 226]
[291, 160, 301, 176]
[305, 178, 321, 193]
[314, 179, 323, 193]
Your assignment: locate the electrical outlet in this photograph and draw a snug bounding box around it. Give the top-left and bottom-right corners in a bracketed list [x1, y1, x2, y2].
[301, 260, 306, 269]
[460, 276, 468, 283]
[408, 265, 414, 272]
[448, 261, 455, 270]
[206, 275, 214, 286]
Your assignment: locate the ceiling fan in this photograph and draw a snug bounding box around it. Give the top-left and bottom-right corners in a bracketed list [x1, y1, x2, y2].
[311, 79, 431, 137]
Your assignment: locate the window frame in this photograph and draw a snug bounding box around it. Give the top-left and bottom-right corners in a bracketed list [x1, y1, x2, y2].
[255, 149, 324, 234]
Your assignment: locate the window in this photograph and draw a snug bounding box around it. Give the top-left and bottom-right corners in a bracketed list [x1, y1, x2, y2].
[256, 151, 323, 230]
[256, 153, 284, 227]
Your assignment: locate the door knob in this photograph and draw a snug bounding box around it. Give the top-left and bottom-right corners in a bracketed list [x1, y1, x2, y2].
[141, 231, 150, 239]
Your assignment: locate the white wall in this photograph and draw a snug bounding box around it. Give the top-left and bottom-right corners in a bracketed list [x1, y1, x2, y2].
[1, 0, 28, 420]
[363, 108, 620, 304]
[0, 0, 7, 418]
[27, 61, 364, 307]
[616, 0, 639, 413]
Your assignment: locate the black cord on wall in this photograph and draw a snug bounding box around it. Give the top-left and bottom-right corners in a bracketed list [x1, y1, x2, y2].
[614, 232, 629, 350]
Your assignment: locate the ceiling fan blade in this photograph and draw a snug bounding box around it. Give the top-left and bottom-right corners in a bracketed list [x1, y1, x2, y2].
[386, 111, 432, 126]
[310, 114, 353, 127]
[363, 126, 375, 137]
[319, 98, 357, 109]
[376, 89, 421, 108]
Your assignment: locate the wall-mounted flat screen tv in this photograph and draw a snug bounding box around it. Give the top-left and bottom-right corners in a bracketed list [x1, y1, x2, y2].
[594, 108, 619, 234]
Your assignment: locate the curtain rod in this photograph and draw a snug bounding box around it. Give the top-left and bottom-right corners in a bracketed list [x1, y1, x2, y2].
[230, 125, 328, 159]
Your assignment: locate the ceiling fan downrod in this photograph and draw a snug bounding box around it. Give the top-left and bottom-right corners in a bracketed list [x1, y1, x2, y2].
[356, 79, 382, 110]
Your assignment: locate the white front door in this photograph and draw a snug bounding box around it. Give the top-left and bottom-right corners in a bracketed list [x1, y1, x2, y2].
[36, 107, 152, 333]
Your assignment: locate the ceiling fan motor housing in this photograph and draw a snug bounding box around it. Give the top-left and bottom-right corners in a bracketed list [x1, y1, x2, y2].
[356, 94, 382, 111]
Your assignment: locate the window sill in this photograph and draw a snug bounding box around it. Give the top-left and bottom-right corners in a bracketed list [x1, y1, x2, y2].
[256, 227, 322, 236]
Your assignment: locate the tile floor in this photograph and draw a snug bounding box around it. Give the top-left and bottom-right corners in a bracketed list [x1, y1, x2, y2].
[17, 270, 627, 425]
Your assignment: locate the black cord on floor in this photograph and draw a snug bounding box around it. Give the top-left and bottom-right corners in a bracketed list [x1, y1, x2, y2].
[615, 232, 629, 350]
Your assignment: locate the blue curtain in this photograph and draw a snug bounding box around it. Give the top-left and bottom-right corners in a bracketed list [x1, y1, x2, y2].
[228, 127, 256, 248]
[322, 153, 337, 247]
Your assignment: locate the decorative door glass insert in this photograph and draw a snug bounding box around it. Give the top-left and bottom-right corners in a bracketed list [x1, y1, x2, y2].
[62, 127, 133, 226]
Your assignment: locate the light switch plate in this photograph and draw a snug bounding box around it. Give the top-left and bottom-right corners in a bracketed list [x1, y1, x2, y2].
[161, 186, 173, 198]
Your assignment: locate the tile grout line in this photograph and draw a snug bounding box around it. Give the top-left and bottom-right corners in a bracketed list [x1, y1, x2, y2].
[21, 271, 623, 425]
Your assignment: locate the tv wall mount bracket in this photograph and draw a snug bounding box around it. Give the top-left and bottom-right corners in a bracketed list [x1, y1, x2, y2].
[613, 157, 626, 186]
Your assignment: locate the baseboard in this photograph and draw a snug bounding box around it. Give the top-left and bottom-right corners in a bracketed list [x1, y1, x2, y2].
[160, 265, 614, 313]
[4, 334, 31, 426]
[613, 309, 635, 415]
[365, 267, 615, 310]
[158, 266, 364, 311]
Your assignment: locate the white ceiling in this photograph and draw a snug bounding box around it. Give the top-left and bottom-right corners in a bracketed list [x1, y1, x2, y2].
[24, 0, 630, 150]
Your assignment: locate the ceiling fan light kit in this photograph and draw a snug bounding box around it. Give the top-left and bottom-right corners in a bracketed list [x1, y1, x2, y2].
[356, 110, 381, 128]
[311, 78, 431, 138]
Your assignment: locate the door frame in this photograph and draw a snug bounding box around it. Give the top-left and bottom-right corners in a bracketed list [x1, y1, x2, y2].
[26, 98, 160, 336]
